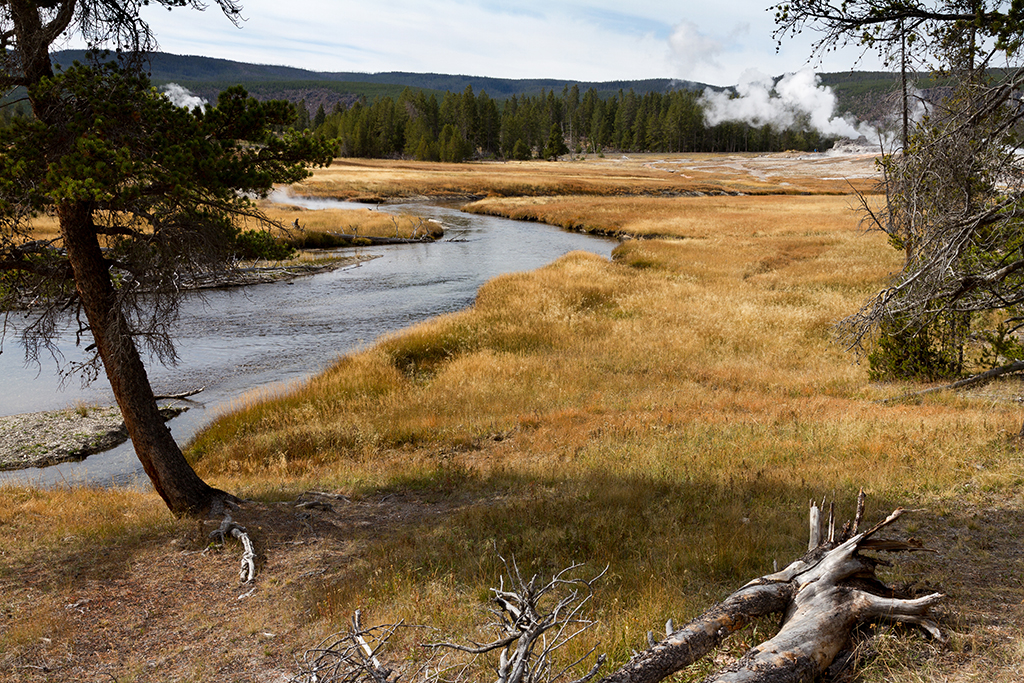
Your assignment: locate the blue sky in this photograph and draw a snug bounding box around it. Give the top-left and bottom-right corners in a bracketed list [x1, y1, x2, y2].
[98, 0, 888, 87]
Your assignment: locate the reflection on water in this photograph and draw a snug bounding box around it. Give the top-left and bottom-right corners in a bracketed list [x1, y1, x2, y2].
[0, 199, 617, 487]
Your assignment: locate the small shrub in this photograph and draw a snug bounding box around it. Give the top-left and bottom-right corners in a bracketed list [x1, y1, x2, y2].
[233, 229, 295, 261]
[287, 231, 354, 249]
[511, 139, 532, 161]
[868, 315, 967, 381]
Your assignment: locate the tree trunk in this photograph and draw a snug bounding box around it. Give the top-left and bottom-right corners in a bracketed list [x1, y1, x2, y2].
[8, 2, 231, 517]
[58, 201, 225, 516]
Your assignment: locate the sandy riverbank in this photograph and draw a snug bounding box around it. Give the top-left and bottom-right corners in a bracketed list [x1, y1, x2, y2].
[0, 405, 187, 471]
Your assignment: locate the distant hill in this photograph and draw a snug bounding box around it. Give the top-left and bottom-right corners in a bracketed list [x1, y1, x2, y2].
[50, 50, 712, 114]
[49, 50, 912, 124]
[818, 70, 959, 123]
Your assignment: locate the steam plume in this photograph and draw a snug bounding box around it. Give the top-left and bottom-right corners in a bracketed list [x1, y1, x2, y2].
[161, 83, 207, 110]
[702, 68, 878, 142]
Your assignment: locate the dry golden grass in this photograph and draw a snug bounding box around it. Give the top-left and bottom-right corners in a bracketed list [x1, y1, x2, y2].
[182, 192, 1021, 680]
[22, 200, 434, 244]
[465, 193, 874, 239]
[257, 199, 441, 241]
[289, 153, 880, 201]
[3, 156, 1022, 683]
[21, 214, 61, 241]
[188, 194, 1016, 500]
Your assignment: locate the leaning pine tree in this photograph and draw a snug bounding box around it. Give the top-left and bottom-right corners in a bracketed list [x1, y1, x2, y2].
[0, 1, 334, 516]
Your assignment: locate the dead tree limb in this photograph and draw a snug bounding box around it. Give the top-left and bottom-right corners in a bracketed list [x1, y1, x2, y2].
[427, 557, 608, 683]
[292, 612, 411, 683]
[597, 494, 943, 683]
[882, 359, 1024, 404]
[153, 386, 206, 400]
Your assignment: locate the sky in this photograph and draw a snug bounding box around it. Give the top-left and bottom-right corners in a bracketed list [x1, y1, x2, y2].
[82, 0, 891, 88]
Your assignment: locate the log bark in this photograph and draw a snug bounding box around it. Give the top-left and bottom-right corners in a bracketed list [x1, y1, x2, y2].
[597, 581, 793, 683]
[703, 509, 942, 683]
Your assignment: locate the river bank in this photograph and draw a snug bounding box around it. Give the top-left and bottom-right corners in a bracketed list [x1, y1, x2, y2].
[187, 251, 376, 288]
[0, 253, 376, 471]
[0, 199, 617, 486]
[0, 405, 186, 471]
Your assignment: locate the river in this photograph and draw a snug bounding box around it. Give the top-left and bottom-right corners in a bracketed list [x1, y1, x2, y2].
[0, 197, 618, 487]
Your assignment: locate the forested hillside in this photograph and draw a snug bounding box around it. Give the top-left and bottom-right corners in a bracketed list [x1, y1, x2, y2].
[316, 85, 839, 161]
[33, 51, 904, 159]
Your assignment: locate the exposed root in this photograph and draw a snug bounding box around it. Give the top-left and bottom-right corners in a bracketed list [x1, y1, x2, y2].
[208, 512, 257, 583]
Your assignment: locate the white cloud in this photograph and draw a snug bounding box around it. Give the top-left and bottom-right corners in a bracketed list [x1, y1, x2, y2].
[109, 1, 889, 87]
[668, 21, 723, 79]
[701, 68, 878, 139]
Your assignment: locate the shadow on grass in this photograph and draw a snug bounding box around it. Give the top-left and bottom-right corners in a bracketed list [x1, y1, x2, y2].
[280, 472, 1024, 680]
[289, 469, 904, 625]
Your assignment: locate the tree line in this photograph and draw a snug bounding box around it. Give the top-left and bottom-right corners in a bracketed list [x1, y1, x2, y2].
[302, 84, 838, 161]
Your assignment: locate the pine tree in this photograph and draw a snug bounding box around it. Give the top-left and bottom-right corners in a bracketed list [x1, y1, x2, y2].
[543, 123, 569, 160]
[0, 3, 332, 516]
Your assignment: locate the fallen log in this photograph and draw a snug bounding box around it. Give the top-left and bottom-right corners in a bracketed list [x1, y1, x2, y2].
[598, 492, 943, 683]
[323, 232, 438, 246]
[292, 493, 944, 683]
[153, 386, 206, 400]
[882, 358, 1024, 404]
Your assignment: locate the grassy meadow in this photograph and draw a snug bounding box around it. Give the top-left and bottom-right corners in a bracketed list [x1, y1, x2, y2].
[257, 198, 444, 245]
[288, 153, 880, 200]
[22, 198, 439, 252]
[2, 154, 1023, 682]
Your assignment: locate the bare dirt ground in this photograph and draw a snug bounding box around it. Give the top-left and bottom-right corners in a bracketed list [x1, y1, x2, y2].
[2, 472, 1022, 683]
[635, 145, 881, 185]
[0, 490, 464, 683]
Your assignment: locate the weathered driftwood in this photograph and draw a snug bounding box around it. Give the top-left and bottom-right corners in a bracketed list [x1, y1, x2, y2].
[597, 493, 943, 683]
[294, 560, 607, 683]
[426, 557, 607, 683]
[294, 611, 409, 683]
[153, 386, 206, 400]
[291, 494, 943, 683]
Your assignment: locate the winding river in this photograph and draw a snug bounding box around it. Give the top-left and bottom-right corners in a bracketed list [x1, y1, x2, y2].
[0, 197, 618, 487]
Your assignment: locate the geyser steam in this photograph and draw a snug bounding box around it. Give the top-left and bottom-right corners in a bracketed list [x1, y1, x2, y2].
[161, 83, 207, 110]
[702, 68, 878, 142]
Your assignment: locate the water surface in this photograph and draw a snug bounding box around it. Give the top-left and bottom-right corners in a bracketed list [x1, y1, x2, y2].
[1, 200, 617, 486]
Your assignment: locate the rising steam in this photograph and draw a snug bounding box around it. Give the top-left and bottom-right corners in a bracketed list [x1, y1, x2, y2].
[161, 83, 208, 110]
[702, 69, 879, 143]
